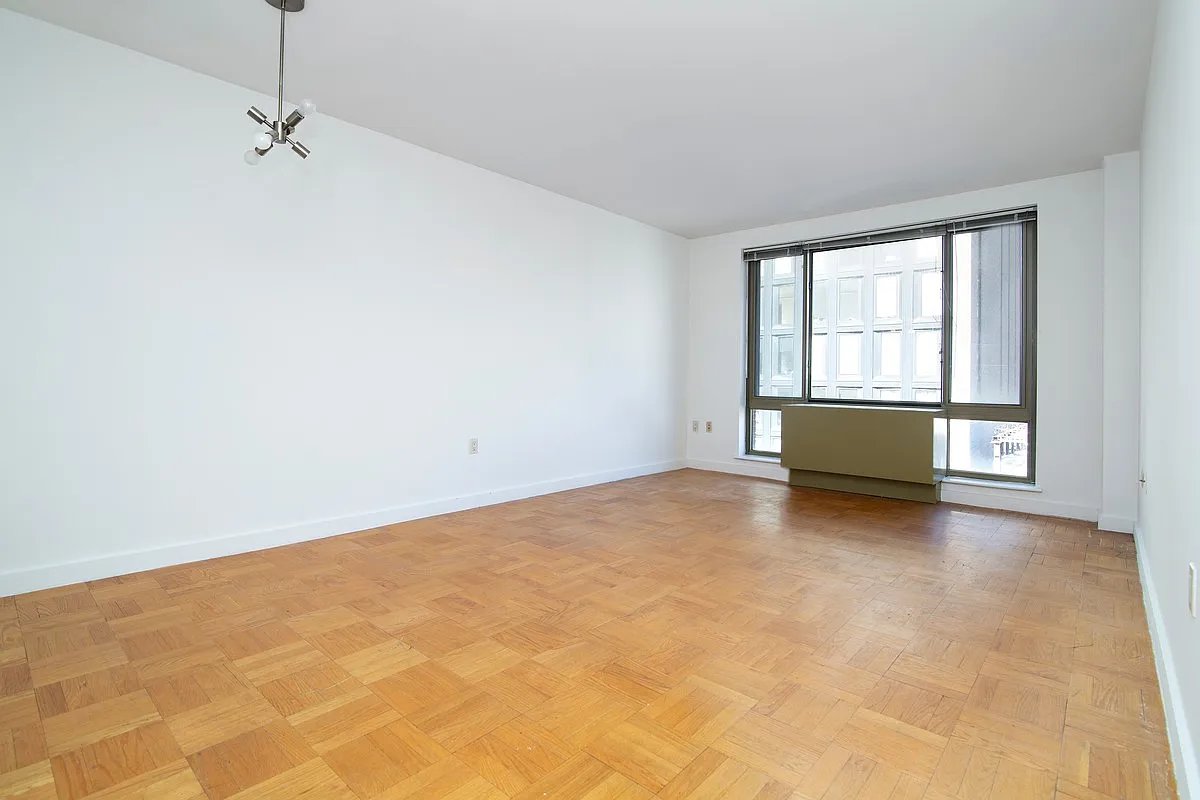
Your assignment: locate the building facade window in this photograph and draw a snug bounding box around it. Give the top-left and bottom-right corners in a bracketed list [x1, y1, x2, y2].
[745, 209, 1036, 482]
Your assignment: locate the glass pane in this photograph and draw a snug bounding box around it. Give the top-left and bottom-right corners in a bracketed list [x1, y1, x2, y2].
[812, 334, 827, 380]
[811, 385, 827, 398]
[838, 277, 862, 324]
[875, 387, 902, 401]
[914, 388, 941, 402]
[951, 225, 1024, 404]
[750, 409, 782, 454]
[755, 260, 803, 398]
[949, 419, 1029, 478]
[810, 237, 942, 403]
[774, 335, 794, 378]
[837, 386, 863, 399]
[875, 331, 901, 379]
[837, 332, 862, 378]
[933, 417, 947, 470]
[875, 274, 900, 319]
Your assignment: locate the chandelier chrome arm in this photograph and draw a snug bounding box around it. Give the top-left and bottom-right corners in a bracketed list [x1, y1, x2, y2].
[243, 0, 314, 164]
[247, 104, 311, 159]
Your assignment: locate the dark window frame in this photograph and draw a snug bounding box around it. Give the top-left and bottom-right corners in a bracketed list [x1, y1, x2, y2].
[744, 209, 1037, 484]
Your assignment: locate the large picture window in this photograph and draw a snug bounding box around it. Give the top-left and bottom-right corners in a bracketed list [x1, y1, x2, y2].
[745, 209, 1036, 482]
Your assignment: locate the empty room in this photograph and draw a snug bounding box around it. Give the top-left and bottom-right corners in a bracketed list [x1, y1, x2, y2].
[1, 1, 1196, 799]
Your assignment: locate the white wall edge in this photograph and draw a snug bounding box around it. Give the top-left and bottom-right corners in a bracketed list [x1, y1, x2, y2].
[1098, 513, 1137, 533]
[686, 457, 789, 482]
[1133, 524, 1198, 800]
[0, 460, 685, 598]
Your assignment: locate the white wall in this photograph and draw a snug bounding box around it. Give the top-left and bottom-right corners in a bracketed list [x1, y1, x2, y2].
[686, 171, 1109, 521]
[1138, 0, 1200, 795]
[1100, 152, 1141, 534]
[0, 11, 689, 596]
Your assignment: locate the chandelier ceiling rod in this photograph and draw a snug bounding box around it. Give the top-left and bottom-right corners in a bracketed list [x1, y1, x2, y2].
[244, 0, 316, 165]
[276, 0, 286, 143]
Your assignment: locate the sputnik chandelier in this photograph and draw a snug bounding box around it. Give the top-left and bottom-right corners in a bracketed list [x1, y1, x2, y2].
[244, 0, 316, 165]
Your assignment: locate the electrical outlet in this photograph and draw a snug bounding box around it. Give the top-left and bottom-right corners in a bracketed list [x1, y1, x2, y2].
[705, 421, 713, 433]
[468, 438, 479, 455]
[691, 420, 699, 433]
[1190, 562, 1197, 618]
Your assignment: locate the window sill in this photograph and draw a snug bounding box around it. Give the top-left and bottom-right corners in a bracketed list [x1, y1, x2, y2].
[941, 476, 1041, 493]
[737, 454, 782, 464]
[733, 458, 1040, 494]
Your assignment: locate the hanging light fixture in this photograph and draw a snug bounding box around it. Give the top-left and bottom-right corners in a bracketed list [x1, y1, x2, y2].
[244, 0, 316, 165]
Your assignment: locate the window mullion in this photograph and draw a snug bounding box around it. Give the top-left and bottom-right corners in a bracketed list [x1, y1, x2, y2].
[745, 260, 761, 455]
[799, 251, 809, 400]
[863, 265, 875, 400]
[942, 232, 953, 408]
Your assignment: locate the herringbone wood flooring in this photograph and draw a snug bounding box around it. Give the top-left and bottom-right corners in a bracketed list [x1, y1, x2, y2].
[0, 470, 1177, 799]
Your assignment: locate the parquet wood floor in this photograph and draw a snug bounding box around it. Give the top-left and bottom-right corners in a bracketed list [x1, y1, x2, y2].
[0, 470, 1177, 799]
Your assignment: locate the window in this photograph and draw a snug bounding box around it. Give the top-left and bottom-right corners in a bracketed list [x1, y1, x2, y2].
[874, 331, 901, 380]
[951, 229, 1023, 405]
[745, 209, 1036, 482]
[813, 280, 829, 323]
[837, 332, 862, 379]
[775, 285, 794, 327]
[837, 277, 863, 324]
[948, 420, 1029, 477]
[812, 334, 827, 381]
[750, 409, 782, 454]
[914, 330, 941, 381]
[809, 237, 943, 403]
[915, 269, 942, 320]
[774, 336, 794, 378]
[945, 221, 1034, 479]
[875, 274, 901, 320]
[755, 257, 804, 398]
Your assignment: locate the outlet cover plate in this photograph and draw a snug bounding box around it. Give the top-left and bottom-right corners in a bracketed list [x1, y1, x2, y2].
[1190, 562, 1197, 618]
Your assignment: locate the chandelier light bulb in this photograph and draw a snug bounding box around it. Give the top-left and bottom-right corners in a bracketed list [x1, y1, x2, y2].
[244, 149, 262, 166]
[254, 132, 274, 150]
[299, 98, 317, 117]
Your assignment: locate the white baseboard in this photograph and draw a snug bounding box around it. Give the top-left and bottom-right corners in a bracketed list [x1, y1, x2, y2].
[685, 457, 789, 482]
[1098, 513, 1137, 533]
[1133, 524, 1198, 800]
[0, 459, 685, 597]
[939, 483, 1097, 522]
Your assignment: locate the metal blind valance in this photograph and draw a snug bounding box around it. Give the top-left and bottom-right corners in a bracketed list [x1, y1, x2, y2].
[946, 207, 1037, 232]
[742, 244, 805, 262]
[743, 206, 1036, 262]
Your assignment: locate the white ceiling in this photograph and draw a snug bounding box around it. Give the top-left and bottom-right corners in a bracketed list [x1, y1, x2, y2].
[2, 0, 1158, 237]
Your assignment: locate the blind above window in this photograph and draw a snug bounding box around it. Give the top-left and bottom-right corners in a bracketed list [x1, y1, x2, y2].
[742, 207, 1036, 262]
